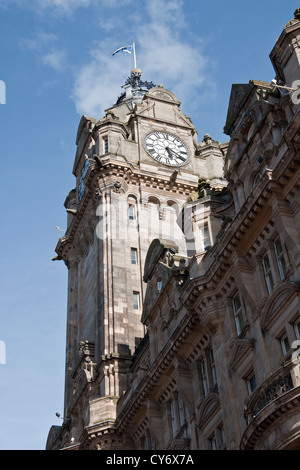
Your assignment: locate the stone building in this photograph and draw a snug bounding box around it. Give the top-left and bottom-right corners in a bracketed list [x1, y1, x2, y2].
[47, 9, 300, 450]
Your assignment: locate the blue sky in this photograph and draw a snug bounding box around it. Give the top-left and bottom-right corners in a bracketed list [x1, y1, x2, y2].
[0, 0, 298, 450]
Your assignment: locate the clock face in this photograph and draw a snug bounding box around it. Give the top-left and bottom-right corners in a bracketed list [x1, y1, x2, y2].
[144, 131, 188, 167]
[78, 159, 90, 201]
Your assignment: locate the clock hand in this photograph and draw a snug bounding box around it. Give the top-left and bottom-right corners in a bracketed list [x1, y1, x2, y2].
[168, 148, 186, 161]
[166, 147, 186, 161]
[165, 147, 174, 159]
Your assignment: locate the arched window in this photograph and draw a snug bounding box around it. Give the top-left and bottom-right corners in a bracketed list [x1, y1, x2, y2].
[148, 196, 160, 207]
[128, 195, 138, 220]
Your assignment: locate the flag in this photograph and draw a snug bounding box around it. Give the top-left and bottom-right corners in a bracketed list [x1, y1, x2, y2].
[112, 45, 132, 56]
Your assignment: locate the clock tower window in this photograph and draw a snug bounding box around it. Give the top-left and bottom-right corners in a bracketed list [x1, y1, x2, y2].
[131, 248, 138, 265]
[133, 291, 140, 310]
[129, 204, 136, 220]
[103, 136, 109, 154]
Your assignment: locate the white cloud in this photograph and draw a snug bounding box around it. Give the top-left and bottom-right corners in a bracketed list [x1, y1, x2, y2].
[72, 43, 130, 118]
[72, 0, 215, 120]
[37, 0, 92, 15]
[19, 32, 58, 53]
[0, 0, 93, 16]
[138, 0, 214, 107]
[36, 80, 58, 96]
[19, 31, 68, 72]
[42, 49, 67, 71]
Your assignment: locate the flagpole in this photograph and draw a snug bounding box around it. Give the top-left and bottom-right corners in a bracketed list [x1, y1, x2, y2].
[133, 42, 137, 69]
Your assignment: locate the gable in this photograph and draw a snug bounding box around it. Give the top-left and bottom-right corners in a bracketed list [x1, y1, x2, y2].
[224, 83, 253, 136]
[143, 239, 179, 282]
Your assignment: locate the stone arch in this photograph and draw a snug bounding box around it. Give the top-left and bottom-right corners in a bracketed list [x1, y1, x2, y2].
[148, 195, 161, 206]
[196, 393, 221, 429]
[261, 281, 300, 330]
[166, 199, 180, 214]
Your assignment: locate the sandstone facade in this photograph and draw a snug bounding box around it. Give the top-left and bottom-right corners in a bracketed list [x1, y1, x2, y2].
[47, 9, 300, 451]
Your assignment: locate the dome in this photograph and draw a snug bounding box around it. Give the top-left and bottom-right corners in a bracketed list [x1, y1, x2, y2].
[115, 69, 156, 109]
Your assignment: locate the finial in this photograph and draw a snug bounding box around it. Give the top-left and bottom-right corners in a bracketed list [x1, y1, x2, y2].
[130, 68, 142, 87]
[295, 8, 300, 20]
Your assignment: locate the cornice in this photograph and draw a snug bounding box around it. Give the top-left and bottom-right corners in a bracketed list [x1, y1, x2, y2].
[181, 137, 300, 311]
[55, 157, 198, 262]
[134, 111, 195, 133]
[115, 313, 200, 433]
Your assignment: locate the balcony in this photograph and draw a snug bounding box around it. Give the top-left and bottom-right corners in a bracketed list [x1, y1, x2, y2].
[240, 360, 300, 449]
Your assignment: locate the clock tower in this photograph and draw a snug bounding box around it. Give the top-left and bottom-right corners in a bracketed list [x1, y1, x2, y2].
[48, 69, 227, 450]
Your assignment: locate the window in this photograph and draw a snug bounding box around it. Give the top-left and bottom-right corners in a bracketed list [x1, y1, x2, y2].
[246, 371, 257, 395]
[133, 291, 139, 310]
[199, 224, 210, 251]
[103, 137, 109, 154]
[128, 204, 136, 220]
[253, 170, 263, 188]
[200, 359, 208, 396]
[294, 318, 300, 340]
[218, 425, 226, 447]
[274, 237, 287, 279]
[169, 393, 186, 439]
[131, 248, 138, 265]
[262, 253, 274, 294]
[247, 121, 255, 141]
[209, 349, 217, 386]
[232, 291, 244, 336]
[178, 394, 185, 428]
[170, 400, 177, 437]
[209, 435, 217, 450]
[280, 332, 290, 355]
[208, 425, 226, 450]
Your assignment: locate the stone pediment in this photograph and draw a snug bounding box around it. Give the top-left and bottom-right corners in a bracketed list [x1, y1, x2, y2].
[197, 393, 220, 429]
[137, 87, 194, 130]
[143, 239, 179, 283]
[260, 281, 300, 330]
[229, 338, 255, 370]
[141, 239, 181, 325]
[224, 83, 252, 135]
[145, 86, 181, 105]
[73, 115, 96, 175]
